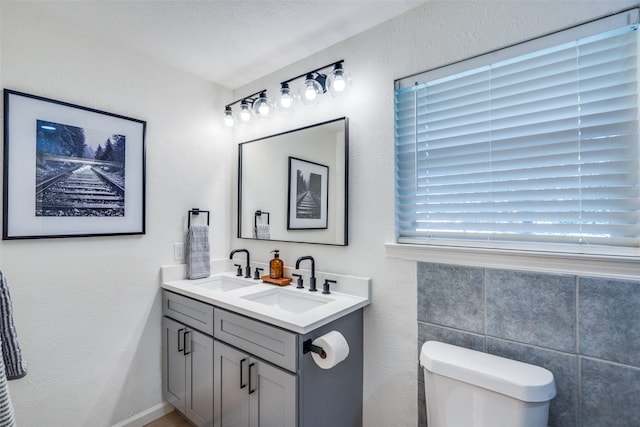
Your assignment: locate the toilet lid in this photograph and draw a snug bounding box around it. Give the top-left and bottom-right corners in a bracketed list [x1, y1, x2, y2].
[420, 341, 556, 402]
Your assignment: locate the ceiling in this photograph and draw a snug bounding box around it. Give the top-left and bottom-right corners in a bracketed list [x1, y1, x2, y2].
[25, 0, 427, 90]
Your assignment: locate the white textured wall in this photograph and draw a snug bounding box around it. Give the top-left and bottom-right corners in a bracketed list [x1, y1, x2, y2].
[0, 1, 634, 426]
[231, 1, 635, 426]
[0, 3, 232, 426]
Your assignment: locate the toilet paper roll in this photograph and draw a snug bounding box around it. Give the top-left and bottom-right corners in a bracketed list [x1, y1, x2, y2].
[311, 331, 350, 369]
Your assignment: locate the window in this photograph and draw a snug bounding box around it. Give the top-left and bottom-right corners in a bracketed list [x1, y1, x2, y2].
[394, 9, 640, 257]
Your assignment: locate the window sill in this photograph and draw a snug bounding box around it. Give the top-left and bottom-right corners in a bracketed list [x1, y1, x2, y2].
[384, 243, 639, 280]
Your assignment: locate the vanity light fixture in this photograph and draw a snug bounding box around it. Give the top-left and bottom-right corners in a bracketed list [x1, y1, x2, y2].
[224, 90, 271, 127]
[223, 60, 350, 126]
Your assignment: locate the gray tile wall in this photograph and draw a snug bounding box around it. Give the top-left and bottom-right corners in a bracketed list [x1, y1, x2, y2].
[417, 262, 640, 427]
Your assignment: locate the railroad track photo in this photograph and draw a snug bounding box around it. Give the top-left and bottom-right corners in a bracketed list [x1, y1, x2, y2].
[36, 158, 124, 217]
[35, 119, 126, 217]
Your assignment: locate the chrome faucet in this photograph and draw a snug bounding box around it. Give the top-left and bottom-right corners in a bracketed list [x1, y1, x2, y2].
[295, 256, 317, 292]
[230, 249, 251, 278]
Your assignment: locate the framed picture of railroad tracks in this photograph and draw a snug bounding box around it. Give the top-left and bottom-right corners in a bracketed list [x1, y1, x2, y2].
[287, 157, 328, 230]
[2, 89, 146, 239]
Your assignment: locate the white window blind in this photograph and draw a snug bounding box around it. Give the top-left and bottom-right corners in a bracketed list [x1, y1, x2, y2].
[395, 9, 640, 257]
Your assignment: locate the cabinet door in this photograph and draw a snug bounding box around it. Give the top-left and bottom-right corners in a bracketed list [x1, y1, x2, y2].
[214, 342, 250, 427]
[162, 317, 186, 413]
[250, 359, 297, 427]
[186, 329, 214, 427]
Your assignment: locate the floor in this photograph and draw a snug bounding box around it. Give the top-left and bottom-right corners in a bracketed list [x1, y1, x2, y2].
[143, 410, 192, 427]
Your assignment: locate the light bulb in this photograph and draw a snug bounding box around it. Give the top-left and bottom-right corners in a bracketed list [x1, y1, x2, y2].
[240, 101, 251, 122]
[281, 95, 292, 109]
[327, 63, 352, 97]
[332, 72, 346, 92]
[224, 107, 235, 127]
[305, 84, 318, 101]
[252, 91, 272, 118]
[301, 73, 323, 105]
[277, 83, 296, 112]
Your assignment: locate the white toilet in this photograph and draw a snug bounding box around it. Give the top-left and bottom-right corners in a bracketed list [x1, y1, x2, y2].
[420, 341, 556, 427]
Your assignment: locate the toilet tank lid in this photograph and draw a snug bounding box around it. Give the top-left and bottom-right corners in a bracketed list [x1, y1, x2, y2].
[420, 341, 556, 402]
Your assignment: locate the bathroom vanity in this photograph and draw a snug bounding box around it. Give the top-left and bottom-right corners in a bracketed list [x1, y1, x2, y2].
[160, 262, 370, 427]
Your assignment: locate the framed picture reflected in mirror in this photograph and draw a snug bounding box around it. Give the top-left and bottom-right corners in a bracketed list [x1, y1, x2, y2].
[287, 157, 328, 230]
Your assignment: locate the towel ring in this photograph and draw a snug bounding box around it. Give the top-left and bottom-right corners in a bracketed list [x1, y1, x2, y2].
[188, 208, 210, 228]
[254, 210, 270, 230]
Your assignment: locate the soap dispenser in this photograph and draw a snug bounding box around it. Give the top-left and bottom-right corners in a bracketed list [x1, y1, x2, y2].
[269, 250, 283, 279]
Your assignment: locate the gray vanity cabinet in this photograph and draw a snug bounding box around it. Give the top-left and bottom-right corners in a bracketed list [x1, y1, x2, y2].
[162, 292, 214, 427]
[213, 341, 296, 427]
[213, 306, 363, 427]
[213, 308, 297, 427]
[162, 290, 364, 427]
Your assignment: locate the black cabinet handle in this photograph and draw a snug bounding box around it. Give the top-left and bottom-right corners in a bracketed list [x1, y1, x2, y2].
[178, 328, 185, 353]
[248, 362, 256, 394]
[184, 330, 191, 355]
[240, 358, 248, 389]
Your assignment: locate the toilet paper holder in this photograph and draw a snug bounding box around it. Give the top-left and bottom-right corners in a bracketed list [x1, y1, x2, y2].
[303, 339, 327, 359]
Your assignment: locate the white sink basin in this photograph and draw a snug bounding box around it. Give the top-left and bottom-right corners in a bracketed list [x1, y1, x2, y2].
[193, 278, 249, 292]
[241, 288, 333, 314]
[171, 275, 257, 294]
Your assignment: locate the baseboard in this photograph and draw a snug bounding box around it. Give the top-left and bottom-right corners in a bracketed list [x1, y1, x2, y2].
[112, 402, 174, 427]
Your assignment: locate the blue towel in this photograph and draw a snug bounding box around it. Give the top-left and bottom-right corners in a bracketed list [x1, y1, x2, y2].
[0, 272, 25, 380]
[186, 225, 210, 279]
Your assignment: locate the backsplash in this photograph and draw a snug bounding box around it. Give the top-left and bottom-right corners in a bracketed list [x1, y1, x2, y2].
[417, 262, 640, 427]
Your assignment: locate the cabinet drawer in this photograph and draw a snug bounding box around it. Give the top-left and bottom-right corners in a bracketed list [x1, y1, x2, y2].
[163, 291, 214, 336]
[214, 308, 297, 372]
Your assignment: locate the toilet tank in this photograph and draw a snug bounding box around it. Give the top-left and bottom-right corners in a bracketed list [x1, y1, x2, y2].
[420, 341, 556, 427]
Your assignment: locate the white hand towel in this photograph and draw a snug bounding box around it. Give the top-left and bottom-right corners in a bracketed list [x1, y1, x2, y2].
[186, 225, 210, 279]
[255, 223, 271, 240]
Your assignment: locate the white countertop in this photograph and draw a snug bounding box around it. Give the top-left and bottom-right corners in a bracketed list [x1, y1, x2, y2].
[160, 261, 371, 334]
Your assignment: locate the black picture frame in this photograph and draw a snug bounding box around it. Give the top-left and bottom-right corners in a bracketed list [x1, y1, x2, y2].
[287, 156, 328, 230]
[3, 89, 146, 239]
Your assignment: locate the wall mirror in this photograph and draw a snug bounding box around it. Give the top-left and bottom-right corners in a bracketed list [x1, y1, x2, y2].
[238, 117, 348, 245]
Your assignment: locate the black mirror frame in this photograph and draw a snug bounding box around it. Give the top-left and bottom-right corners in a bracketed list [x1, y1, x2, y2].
[237, 117, 348, 246]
